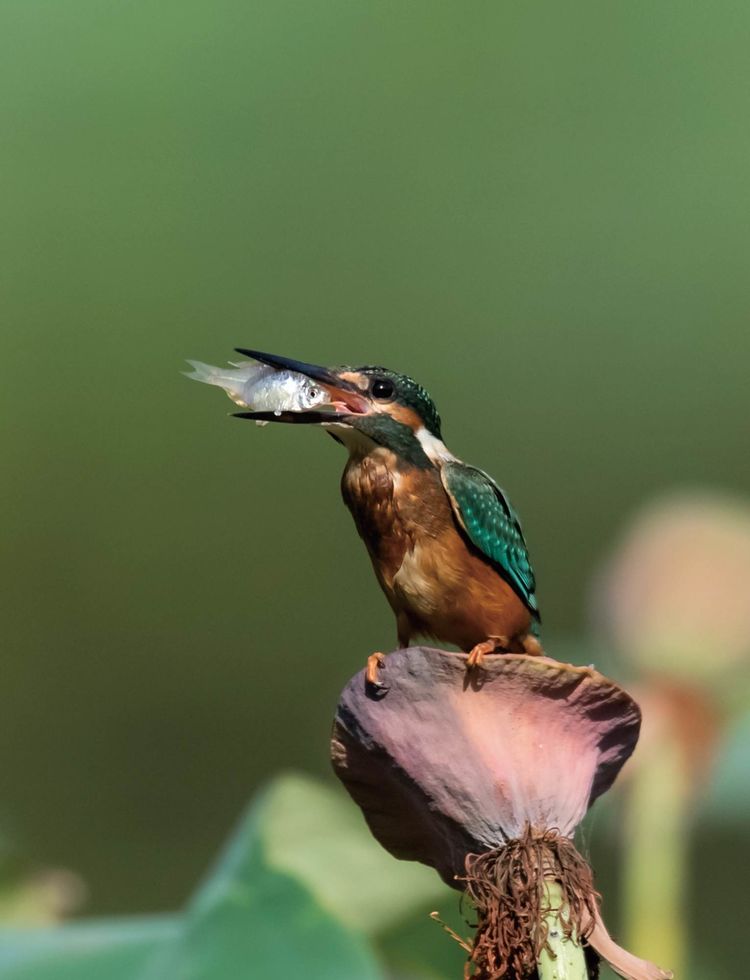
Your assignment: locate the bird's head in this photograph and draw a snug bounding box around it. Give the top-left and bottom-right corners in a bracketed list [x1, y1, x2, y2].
[233, 349, 447, 467]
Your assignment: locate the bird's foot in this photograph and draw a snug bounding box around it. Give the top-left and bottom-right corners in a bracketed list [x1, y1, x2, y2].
[521, 634, 545, 657]
[465, 635, 511, 671]
[365, 651, 387, 690]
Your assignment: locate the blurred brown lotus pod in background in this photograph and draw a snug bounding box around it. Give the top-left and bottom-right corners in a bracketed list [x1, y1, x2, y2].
[331, 647, 671, 980]
[614, 679, 708, 978]
[588, 491, 750, 977]
[592, 491, 750, 690]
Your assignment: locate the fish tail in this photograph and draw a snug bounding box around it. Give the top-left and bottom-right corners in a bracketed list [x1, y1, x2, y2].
[182, 359, 225, 386]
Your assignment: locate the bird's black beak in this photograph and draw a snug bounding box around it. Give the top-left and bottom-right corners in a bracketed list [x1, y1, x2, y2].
[234, 348, 348, 389]
[233, 409, 336, 424]
[232, 348, 370, 424]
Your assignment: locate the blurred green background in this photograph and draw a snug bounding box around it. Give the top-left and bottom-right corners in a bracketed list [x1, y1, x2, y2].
[1, 1, 749, 977]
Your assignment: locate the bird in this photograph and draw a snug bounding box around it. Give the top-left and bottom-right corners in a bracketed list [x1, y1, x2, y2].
[233, 349, 542, 686]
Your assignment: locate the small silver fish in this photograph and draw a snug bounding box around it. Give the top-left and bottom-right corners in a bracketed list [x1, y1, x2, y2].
[184, 359, 330, 423]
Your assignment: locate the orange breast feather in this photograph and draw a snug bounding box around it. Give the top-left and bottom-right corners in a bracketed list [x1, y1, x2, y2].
[342, 455, 531, 649]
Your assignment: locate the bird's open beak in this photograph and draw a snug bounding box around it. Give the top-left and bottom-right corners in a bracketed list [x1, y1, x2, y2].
[232, 348, 370, 424]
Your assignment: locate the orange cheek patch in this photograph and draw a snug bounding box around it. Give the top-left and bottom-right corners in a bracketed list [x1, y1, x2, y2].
[388, 404, 422, 431]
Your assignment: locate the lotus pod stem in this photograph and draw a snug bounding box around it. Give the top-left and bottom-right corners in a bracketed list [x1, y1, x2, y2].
[537, 881, 589, 980]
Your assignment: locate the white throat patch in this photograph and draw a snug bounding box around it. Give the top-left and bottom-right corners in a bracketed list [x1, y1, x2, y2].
[415, 427, 455, 464]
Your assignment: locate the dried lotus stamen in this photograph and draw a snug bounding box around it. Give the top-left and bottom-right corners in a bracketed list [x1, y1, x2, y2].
[459, 827, 598, 980]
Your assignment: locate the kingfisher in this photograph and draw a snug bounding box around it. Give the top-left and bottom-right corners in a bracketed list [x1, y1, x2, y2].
[233, 349, 542, 685]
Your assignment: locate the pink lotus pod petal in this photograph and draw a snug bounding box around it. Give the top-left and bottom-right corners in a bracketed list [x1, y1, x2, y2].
[586, 908, 673, 980]
[332, 647, 671, 980]
[592, 492, 750, 685]
[331, 647, 640, 885]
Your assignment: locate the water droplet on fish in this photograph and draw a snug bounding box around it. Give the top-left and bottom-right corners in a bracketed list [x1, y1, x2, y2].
[273, 409, 282, 417]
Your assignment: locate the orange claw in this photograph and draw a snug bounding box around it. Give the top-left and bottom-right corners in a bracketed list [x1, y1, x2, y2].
[466, 633, 545, 670]
[366, 651, 386, 687]
[466, 636, 511, 671]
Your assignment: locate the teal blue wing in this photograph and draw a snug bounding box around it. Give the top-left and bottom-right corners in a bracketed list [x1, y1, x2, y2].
[440, 461, 539, 620]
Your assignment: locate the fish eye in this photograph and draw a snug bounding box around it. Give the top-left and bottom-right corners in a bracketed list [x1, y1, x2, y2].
[371, 378, 395, 401]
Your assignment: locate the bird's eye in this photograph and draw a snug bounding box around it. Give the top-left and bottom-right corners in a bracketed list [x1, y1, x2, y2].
[371, 378, 395, 401]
